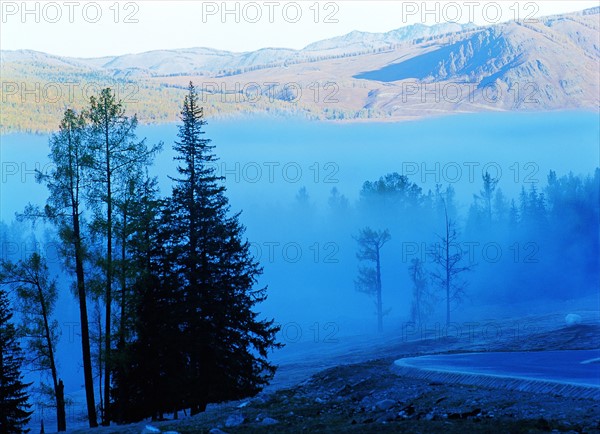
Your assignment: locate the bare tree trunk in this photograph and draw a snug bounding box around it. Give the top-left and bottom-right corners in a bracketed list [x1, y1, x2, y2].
[96, 302, 104, 424]
[73, 213, 98, 427]
[103, 117, 113, 426]
[68, 127, 97, 427]
[444, 206, 451, 327]
[0, 329, 7, 430]
[375, 249, 383, 333]
[117, 208, 128, 422]
[36, 281, 66, 431]
[56, 380, 66, 431]
[120, 223, 127, 349]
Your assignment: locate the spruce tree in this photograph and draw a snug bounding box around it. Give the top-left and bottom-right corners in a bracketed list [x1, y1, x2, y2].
[166, 82, 280, 414]
[0, 286, 32, 433]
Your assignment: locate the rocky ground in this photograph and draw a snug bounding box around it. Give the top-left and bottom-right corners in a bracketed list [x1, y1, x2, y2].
[68, 314, 600, 434]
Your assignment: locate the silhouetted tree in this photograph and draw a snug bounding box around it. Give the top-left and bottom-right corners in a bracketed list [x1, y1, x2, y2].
[430, 202, 474, 326]
[111, 174, 184, 422]
[509, 199, 519, 228]
[328, 187, 349, 214]
[160, 82, 280, 415]
[36, 109, 98, 427]
[493, 189, 509, 225]
[86, 88, 160, 424]
[360, 173, 422, 212]
[480, 171, 499, 224]
[0, 285, 32, 432]
[0, 252, 65, 431]
[354, 227, 391, 333]
[466, 172, 498, 234]
[408, 258, 433, 326]
[519, 184, 547, 228]
[434, 184, 457, 222]
[295, 187, 310, 206]
[111, 171, 156, 421]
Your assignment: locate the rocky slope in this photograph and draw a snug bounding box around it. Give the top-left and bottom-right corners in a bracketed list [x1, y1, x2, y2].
[65, 315, 600, 434]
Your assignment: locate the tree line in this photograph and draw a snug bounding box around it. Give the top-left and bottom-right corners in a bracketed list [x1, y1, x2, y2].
[0, 83, 280, 431]
[348, 169, 599, 332]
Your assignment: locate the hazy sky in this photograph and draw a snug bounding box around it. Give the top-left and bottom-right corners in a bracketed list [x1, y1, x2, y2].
[1, 1, 596, 57]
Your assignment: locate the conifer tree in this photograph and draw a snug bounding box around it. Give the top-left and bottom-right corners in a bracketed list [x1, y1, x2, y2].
[408, 258, 432, 326]
[0, 286, 32, 433]
[86, 88, 160, 424]
[37, 109, 98, 427]
[112, 175, 185, 422]
[165, 82, 280, 414]
[0, 253, 65, 431]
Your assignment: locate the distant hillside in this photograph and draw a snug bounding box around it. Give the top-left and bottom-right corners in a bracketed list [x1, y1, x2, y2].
[1, 8, 598, 133]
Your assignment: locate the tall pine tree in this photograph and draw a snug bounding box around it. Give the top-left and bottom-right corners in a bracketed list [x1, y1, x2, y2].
[0, 286, 32, 433]
[166, 82, 280, 414]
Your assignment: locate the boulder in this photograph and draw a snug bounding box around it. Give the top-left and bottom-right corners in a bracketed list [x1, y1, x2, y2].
[225, 413, 245, 428]
[375, 399, 396, 411]
[260, 417, 279, 426]
[565, 313, 582, 326]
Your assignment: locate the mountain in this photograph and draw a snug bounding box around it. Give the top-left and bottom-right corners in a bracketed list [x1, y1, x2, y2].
[75, 47, 297, 76]
[350, 10, 600, 115]
[2, 22, 475, 78]
[303, 22, 476, 53]
[1, 8, 598, 132]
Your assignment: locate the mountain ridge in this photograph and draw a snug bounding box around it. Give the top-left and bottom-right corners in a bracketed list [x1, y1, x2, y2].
[1, 8, 598, 132]
[1, 22, 480, 77]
